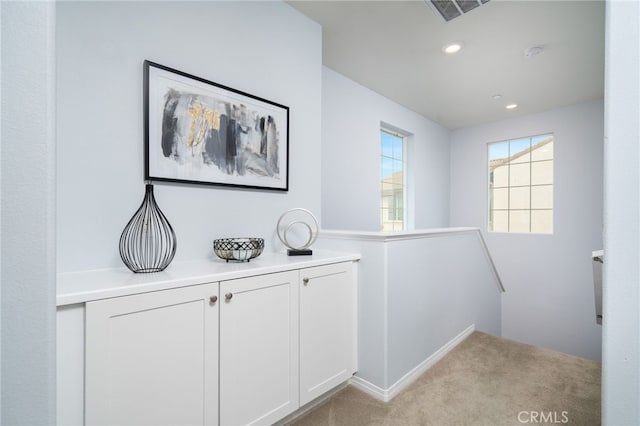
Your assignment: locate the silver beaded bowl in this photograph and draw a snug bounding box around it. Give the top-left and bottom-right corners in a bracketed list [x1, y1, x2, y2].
[213, 238, 264, 262]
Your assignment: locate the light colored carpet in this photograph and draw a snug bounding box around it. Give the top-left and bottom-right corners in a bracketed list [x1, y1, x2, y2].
[288, 332, 601, 426]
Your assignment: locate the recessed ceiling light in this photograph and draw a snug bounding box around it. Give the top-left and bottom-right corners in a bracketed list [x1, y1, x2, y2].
[442, 42, 464, 55]
[492, 94, 503, 100]
[505, 103, 518, 110]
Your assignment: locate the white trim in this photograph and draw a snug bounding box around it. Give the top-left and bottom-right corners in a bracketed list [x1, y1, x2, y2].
[349, 375, 389, 401]
[320, 227, 480, 242]
[349, 324, 476, 402]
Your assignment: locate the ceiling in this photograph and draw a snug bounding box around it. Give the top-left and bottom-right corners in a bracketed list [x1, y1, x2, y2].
[287, 0, 605, 130]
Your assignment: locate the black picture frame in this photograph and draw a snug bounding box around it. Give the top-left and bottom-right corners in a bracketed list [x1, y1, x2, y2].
[144, 60, 289, 191]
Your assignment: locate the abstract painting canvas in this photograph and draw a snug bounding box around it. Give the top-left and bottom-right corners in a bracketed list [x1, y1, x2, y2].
[144, 60, 289, 191]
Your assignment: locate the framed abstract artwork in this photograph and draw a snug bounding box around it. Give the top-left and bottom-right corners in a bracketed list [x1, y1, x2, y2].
[144, 60, 289, 191]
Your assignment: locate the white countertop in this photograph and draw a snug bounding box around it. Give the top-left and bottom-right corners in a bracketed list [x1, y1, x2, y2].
[57, 250, 360, 306]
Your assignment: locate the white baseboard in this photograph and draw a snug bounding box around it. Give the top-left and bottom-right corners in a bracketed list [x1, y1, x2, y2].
[350, 324, 476, 402]
[349, 375, 388, 401]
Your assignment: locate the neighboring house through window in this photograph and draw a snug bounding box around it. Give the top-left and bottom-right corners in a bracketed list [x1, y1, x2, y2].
[488, 134, 554, 233]
[381, 127, 406, 232]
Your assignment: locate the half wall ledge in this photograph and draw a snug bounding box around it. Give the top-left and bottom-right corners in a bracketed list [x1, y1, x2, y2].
[318, 227, 505, 293]
[315, 227, 504, 394]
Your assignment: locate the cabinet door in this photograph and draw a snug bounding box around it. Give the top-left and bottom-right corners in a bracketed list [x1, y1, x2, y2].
[219, 271, 299, 426]
[299, 262, 355, 405]
[85, 283, 219, 426]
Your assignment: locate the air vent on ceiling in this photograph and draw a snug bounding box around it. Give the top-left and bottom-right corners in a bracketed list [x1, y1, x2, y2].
[427, 0, 490, 22]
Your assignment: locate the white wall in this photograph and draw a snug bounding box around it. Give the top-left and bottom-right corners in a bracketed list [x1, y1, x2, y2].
[315, 236, 387, 388]
[1, 2, 57, 424]
[385, 232, 501, 385]
[450, 100, 604, 361]
[56, 1, 322, 272]
[1, 3, 3, 418]
[316, 230, 502, 396]
[321, 67, 450, 231]
[602, 0, 640, 423]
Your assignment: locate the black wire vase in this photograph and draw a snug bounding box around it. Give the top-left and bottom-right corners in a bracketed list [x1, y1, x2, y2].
[119, 184, 177, 273]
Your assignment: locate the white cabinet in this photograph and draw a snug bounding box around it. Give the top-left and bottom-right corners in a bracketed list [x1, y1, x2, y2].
[299, 262, 355, 405]
[219, 271, 299, 425]
[85, 283, 219, 426]
[58, 253, 359, 426]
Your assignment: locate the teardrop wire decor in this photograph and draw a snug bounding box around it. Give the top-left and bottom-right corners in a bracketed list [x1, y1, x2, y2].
[119, 183, 177, 273]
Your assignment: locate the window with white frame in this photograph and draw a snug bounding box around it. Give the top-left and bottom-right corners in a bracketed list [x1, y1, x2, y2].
[488, 134, 554, 234]
[380, 128, 406, 232]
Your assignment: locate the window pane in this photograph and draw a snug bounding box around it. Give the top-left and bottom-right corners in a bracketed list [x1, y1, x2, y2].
[531, 134, 551, 145]
[531, 185, 553, 209]
[380, 208, 391, 231]
[381, 133, 393, 158]
[488, 141, 509, 162]
[509, 163, 530, 186]
[510, 138, 531, 164]
[491, 187, 509, 210]
[488, 134, 553, 235]
[381, 174, 403, 190]
[490, 210, 509, 232]
[509, 210, 530, 233]
[382, 182, 402, 193]
[509, 187, 530, 209]
[381, 156, 393, 179]
[492, 165, 509, 188]
[394, 171, 404, 185]
[393, 193, 404, 219]
[381, 197, 392, 212]
[388, 207, 396, 220]
[531, 210, 553, 233]
[531, 160, 553, 185]
[531, 136, 553, 161]
[392, 137, 403, 159]
[381, 128, 406, 232]
[392, 159, 403, 174]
